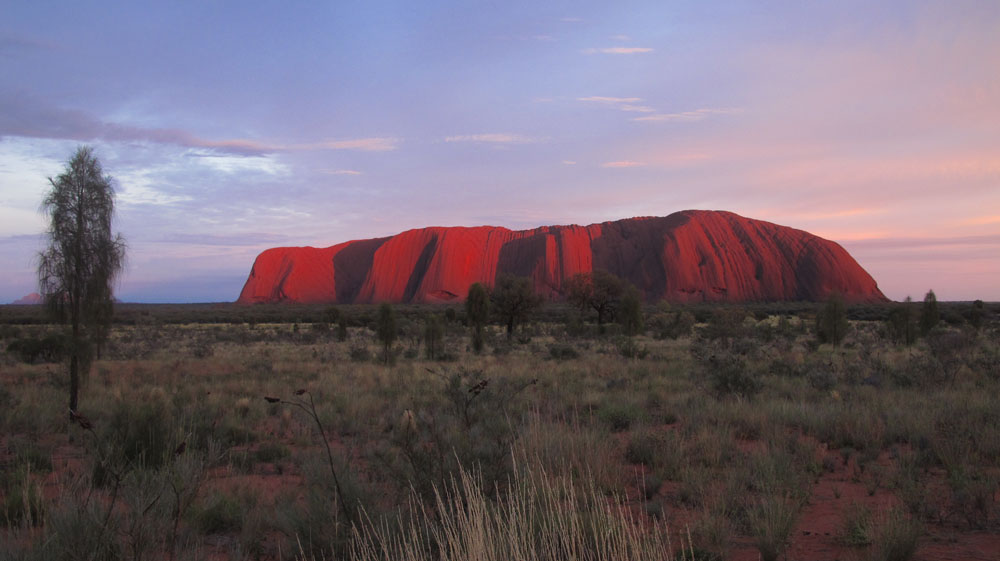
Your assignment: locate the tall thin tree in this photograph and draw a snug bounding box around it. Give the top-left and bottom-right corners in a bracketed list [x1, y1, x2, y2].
[466, 282, 490, 353]
[38, 146, 126, 415]
[376, 302, 397, 364]
[919, 289, 940, 336]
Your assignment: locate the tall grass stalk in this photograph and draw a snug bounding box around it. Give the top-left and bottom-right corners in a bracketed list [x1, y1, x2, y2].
[349, 458, 692, 561]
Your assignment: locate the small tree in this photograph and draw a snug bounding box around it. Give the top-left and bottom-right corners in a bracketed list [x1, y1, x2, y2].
[336, 316, 348, 341]
[491, 274, 541, 340]
[424, 314, 444, 360]
[968, 299, 985, 332]
[815, 292, 849, 347]
[887, 296, 917, 346]
[324, 305, 341, 324]
[465, 282, 490, 353]
[38, 146, 126, 414]
[565, 270, 624, 326]
[376, 302, 397, 364]
[618, 286, 644, 337]
[919, 290, 939, 336]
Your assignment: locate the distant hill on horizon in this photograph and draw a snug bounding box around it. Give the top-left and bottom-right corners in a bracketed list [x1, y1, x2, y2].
[10, 292, 42, 305]
[237, 210, 887, 305]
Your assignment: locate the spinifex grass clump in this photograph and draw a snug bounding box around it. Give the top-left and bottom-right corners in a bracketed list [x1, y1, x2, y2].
[866, 507, 922, 561]
[351, 459, 695, 561]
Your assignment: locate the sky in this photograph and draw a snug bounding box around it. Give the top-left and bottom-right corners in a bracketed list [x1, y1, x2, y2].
[1, 1, 998, 303]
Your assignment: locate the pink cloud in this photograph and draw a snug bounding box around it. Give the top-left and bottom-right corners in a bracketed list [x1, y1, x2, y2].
[601, 160, 646, 168]
[582, 47, 653, 54]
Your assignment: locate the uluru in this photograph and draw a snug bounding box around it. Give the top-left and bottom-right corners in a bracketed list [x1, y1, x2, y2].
[237, 210, 885, 305]
[10, 293, 42, 305]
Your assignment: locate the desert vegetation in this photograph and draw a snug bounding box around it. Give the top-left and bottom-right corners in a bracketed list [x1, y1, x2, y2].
[1, 293, 998, 561]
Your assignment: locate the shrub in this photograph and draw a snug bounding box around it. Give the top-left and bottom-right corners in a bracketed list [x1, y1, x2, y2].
[653, 310, 696, 339]
[547, 343, 579, 360]
[100, 399, 173, 473]
[254, 441, 290, 464]
[191, 492, 244, 534]
[816, 292, 849, 347]
[887, 298, 918, 346]
[618, 286, 644, 337]
[701, 307, 748, 342]
[466, 282, 490, 353]
[1, 467, 45, 528]
[703, 352, 761, 399]
[349, 344, 371, 362]
[919, 290, 939, 336]
[839, 502, 874, 546]
[625, 427, 659, 466]
[867, 508, 921, 561]
[746, 493, 800, 561]
[807, 368, 837, 391]
[350, 460, 684, 561]
[376, 302, 397, 364]
[424, 314, 445, 360]
[5, 333, 70, 363]
[597, 400, 643, 432]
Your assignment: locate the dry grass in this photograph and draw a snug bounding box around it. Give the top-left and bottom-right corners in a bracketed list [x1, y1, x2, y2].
[0, 304, 998, 561]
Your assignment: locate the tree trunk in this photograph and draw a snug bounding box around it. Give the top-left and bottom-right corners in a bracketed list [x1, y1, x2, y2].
[69, 324, 79, 413]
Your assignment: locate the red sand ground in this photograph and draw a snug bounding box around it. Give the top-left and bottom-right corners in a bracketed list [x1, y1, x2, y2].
[5, 419, 1000, 560]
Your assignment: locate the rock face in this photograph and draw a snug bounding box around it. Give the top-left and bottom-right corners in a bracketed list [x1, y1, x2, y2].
[238, 210, 886, 304]
[11, 293, 42, 305]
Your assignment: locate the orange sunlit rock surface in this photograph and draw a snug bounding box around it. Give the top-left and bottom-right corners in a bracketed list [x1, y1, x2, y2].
[237, 210, 886, 304]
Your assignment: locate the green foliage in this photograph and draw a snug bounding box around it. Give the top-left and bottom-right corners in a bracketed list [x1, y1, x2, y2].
[967, 299, 985, 331]
[4, 295, 999, 560]
[652, 310, 696, 339]
[618, 286, 644, 337]
[919, 290, 939, 336]
[423, 314, 444, 360]
[490, 274, 542, 340]
[38, 146, 126, 413]
[565, 270, 625, 325]
[349, 344, 371, 362]
[547, 342, 579, 360]
[5, 333, 70, 364]
[700, 350, 761, 399]
[324, 305, 341, 323]
[336, 316, 349, 341]
[867, 508, 921, 561]
[2, 466, 45, 528]
[376, 302, 397, 364]
[839, 502, 874, 546]
[597, 400, 644, 432]
[97, 399, 174, 477]
[466, 282, 490, 353]
[746, 493, 800, 561]
[616, 336, 648, 359]
[465, 282, 490, 326]
[702, 307, 748, 342]
[254, 441, 290, 464]
[624, 427, 660, 466]
[887, 297, 918, 346]
[191, 491, 245, 534]
[816, 292, 850, 347]
[350, 459, 686, 561]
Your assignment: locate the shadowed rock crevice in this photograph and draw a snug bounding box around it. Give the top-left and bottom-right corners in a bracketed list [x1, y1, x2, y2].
[403, 236, 439, 303]
[333, 238, 387, 303]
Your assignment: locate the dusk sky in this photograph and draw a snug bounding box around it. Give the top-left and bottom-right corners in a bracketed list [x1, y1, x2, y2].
[1, 1, 998, 302]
